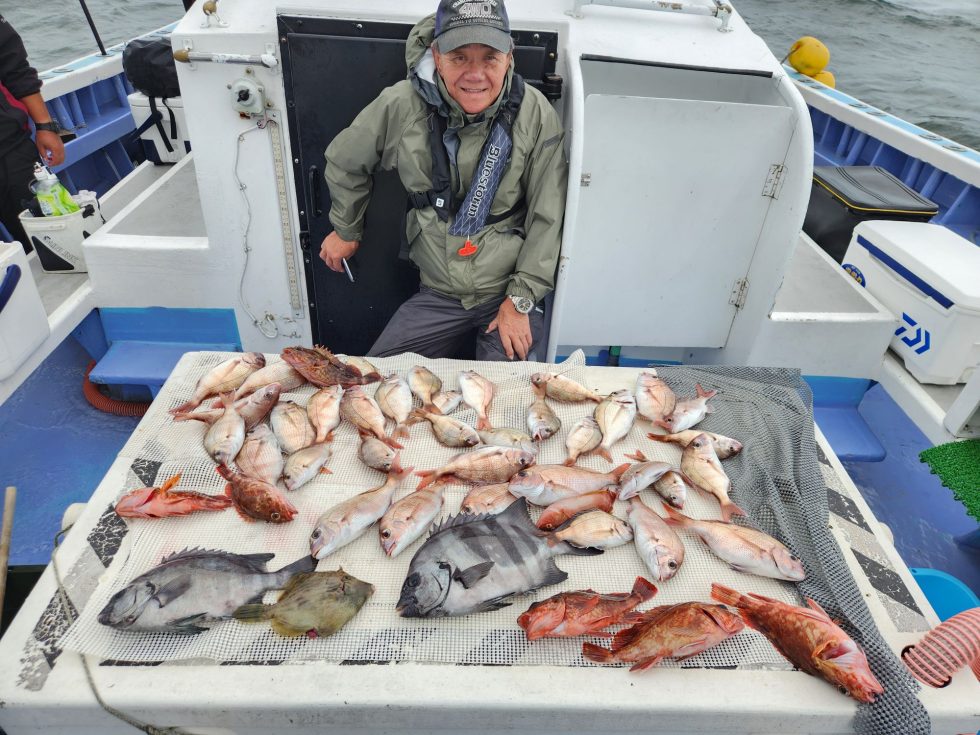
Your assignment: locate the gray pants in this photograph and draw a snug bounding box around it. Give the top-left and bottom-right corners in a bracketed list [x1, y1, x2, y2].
[368, 286, 546, 361]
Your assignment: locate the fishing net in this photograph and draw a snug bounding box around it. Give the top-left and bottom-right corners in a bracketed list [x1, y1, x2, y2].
[58, 350, 928, 733]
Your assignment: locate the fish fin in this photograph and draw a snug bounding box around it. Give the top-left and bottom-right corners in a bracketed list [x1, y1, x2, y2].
[167, 613, 209, 635]
[393, 422, 411, 440]
[629, 656, 664, 672]
[495, 496, 537, 531]
[695, 383, 718, 400]
[672, 638, 711, 660]
[232, 603, 270, 623]
[472, 596, 513, 613]
[319, 467, 333, 474]
[646, 432, 673, 444]
[219, 390, 236, 409]
[159, 474, 182, 493]
[476, 416, 493, 432]
[428, 510, 485, 536]
[631, 576, 659, 602]
[620, 612, 648, 625]
[541, 559, 569, 587]
[610, 622, 647, 652]
[453, 561, 494, 589]
[661, 504, 692, 527]
[169, 398, 202, 415]
[557, 542, 604, 557]
[704, 404, 715, 414]
[709, 583, 743, 607]
[594, 446, 613, 463]
[382, 434, 405, 450]
[590, 630, 614, 638]
[721, 500, 747, 523]
[562, 457, 577, 467]
[581, 642, 614, 663]
[610, 463, 631, 481]
[324, 430, 335, 443]
[271, 617, 308, 638]
[233, 504, 258, 522]
[625, 449, 648, 462]
[415, 470, 440, 489]
[274, 554, 317, 578]
[804, 597, 835, 623]
[153, 576, 193, 607]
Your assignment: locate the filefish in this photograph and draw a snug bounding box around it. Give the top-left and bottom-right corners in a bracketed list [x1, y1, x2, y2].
[376, 373, 414, 441]
[680, 433, 745, 521]
[478, 427, 536, 453]
[412, 408, 481, 447]
[281, 346, 382, 387]
[341, 386, 402, 449]
[647, 429, 743, 459]
[217, 464, 297, 523]
[379, 483, 446, 557]
[582, 602, 744, 671]
[536, 490, 616, 531]
[204, 391, 245, 465]
[530, 372, 602, 402]
[663, 507, 805, 582]
[233, 361, 305, 400]
[358, 435, 399, 473]
[552, 510, 633, 549]
[114, 474, 233, 519]
[415, 446, 535, 489]
[173, 383, 281, 430]
[235, 424, 284, 486]
[652, 470, 690, 509]
[710, 584, 884, 702]
[408, 365, 442, 412]
[518, 577, 658, 640]
[460, 482, 517, 515]
[527, 382, 561, 441]
[593, 389, 637, 462]
[309, 463, 414, 559]
[233, 570, 373, 638]
[431, 389, 463, 415]
[507, 463, 629, 506]
[307, 385, 343, 443]
[626, 497, 685, 582]
[97, 548, 314, 634]
[458, 369, 495, 431]
[634, 372, 676, 424]
[271, 400, 317, 454]
[282, 442, 333, 492]
[397, 498, 602, 618]
[617, 450, 675, 501]
[654, 384, 717, 433]
[563, 416, 603, 466]
[169, 352, 265, 414]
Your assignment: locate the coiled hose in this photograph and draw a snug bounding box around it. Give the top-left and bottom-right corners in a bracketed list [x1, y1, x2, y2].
[901, 607, 980, 687]
[82, 361, 151, 417]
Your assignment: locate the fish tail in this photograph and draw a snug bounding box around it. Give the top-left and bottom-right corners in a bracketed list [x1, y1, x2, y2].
[625, 449, 648, 462]
[421, 402, 440, 415]
[695, 383, 718, 399]
[169, 398, 201, 415]
[393, 422, 411, 441]
[661, 504, 692, 527]
[631, 576, 659, 602]
[215, 464, 234, 481]
[390, 456, 415, 481]
[363, 371, 383, 384]
[200, 494, 234, 511]
[652, 418, 672, 431]
[219, 390, 236, 409]
[415, 470, 440, 489]
[274, 554, 317, 578]
[646, 432, 673, 444]
[562, 456, 577, 467]
[409, 408, 431, 424]
[382, 434, 405, 450]
[476, 415, 493, 432]
[594, 446, 613, 463]
[159, 474, 182, 493]
[172, 412, 207, 424]
[232, 603, 270, 623]
[581, 642, 615, 664]
[721, 500, 747, 523]
[610, 463, 631, 481]
[709, 583, 745, 608]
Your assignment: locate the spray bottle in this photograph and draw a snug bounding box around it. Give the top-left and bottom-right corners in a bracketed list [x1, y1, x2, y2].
[30, 163, 80, 217]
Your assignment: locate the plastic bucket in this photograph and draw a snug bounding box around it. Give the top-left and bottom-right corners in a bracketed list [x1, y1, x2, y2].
[18, 191, 103, 274]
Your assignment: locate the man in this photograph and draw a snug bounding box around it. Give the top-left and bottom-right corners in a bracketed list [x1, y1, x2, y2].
[319, 0, 568, 361]
[0, 14, 65, 250]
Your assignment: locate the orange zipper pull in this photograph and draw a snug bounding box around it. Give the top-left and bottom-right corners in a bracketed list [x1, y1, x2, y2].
[457, 239, 477, 257]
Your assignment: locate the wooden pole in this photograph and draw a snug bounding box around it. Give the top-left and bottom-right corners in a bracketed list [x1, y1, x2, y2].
[0, 486, 16, 624]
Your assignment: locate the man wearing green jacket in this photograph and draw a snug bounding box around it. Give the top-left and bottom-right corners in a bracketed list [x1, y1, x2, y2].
[319, 0, 568, 361]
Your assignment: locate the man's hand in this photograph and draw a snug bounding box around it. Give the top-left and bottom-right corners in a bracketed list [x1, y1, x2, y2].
[35, 130, 64, 166]
[319, 231, 360, 273]
[486, 297, 532, 360]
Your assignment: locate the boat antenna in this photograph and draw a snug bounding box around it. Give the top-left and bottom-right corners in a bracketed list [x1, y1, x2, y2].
[77, 0, 108, 56]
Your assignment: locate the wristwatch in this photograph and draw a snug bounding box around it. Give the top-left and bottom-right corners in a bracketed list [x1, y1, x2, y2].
[34, 120, 60, 133]
[509, 295, 534, 314]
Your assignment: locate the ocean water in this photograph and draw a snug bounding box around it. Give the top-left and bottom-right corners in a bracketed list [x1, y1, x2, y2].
[2, 0, 978, 149]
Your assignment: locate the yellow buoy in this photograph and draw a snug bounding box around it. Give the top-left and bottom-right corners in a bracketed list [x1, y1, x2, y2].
[786, 36, 830, 77]
[812, 70, 836, 88]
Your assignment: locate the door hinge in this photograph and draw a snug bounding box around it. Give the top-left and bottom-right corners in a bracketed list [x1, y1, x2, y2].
[762, 164, 785, 199]
[729, 278, 749, 309]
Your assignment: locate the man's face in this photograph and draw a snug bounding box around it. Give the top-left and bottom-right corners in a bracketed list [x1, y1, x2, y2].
[432, 43, 511, 115]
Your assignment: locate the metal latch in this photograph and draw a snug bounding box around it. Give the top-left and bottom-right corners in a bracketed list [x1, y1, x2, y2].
[762, 164, 785, 199]
[729, 278, 749, 309]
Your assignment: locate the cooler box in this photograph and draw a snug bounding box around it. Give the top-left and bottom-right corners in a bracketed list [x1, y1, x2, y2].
[0, 242, 50, 379]
[843, 221, 980, 385]
[128, 92, 189, 164]
[804, 166, 938, 263]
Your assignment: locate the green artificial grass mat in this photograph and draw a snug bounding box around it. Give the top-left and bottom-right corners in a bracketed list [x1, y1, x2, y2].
[920, 439, 980, 524]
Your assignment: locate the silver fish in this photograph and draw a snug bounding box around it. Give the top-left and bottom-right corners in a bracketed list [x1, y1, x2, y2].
[235, 423, 284, 485]
[413, 408, 481, 447]
[397, 498, 602, 617]
[634, 372, 676, 424]
[169, 352, 266, 414]
[460, 482, 517, 515]
[647, 429, 743, 459]
[408, 365, 442, 412]
[459, 369, 495, 431]
[618, 450, 675, 500]
[416, 446, 535, 489]
[376, 373, 414, 441]
[282, 442, 333, 491]
[654, 384, 717, 433]
[627, 497, 685, 582]
[527, 383, 561, 441]
[234, 361, 305, 400]
[653, 470, 690, 509]
[530, 372, 601, 402]
[307, 385, 343, 443]
[563, 416, 603, 466]
[379, 483, 446, 557]
[341, 386, 402, 448]
[593, 389, 637, 462]
[508, 463, 630, 506]
[552, 510, 633, 549]
[271, 400, 316, 454]
[478, 427, 537, 454]
[680, 433, 745, 522]
[431, 389, 463, 415]
[359, 435, 399, 473]
[173, 383, 281, 430]
[204, 391, 245, 465]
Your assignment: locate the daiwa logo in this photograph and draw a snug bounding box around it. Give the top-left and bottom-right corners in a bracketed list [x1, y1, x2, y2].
[894, 312, 931, 355]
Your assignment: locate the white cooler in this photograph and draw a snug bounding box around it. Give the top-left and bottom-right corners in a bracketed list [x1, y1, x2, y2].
[0, 243, 50, 379]
[128, 92, 188, 163]
[843, 220, 980, 384]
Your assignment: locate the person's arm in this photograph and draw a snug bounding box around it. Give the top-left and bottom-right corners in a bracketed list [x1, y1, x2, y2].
[20, 92, 64, 165]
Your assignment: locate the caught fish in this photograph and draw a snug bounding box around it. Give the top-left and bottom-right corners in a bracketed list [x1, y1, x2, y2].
[271, 400, 317, 455]
[307, 385, 343, 443]
[416, 446, 535, 489]
[563, 416, 603, 466]
[507, 463, 629, 506]
[173, 383, 281, 430]
[340, 355, 378, 378]
[397, 498, 602, 618]
[680, 433, 745, 522]
[217, 464, 297, 523]
[617, 449, 675, 501]
[460, 482, 517, 515]
[654, 384, 717, 433]
[235, 424, 284, 485]
[634, 372, 676, 424]
[379, 483, 446, 557]
[412, 408, 481, 447]
[527, 382, 561, 441]
[309, 463, 414, 559]
[431, 389, 463, 415]
[114, 474, 232, 519]
[358, 435, 399, 473]
[281, 345, 382, 387]
[98, 549, 314, 634]
[652, 470, 690, 509]
[647, 429, 743, 459]
[169, 352, 265, 414]
[593, 389, 637, 462]
[204, 391, 246, 465]
[233, 361, 305, 400]
[530, 372, 602, 402]
[518, 577, 658, 640]
[663, 507, 805, 581]
[582, 601, 744, 671]
[233, 569, 374, 638]
[478, 427, 536, 453]
[552, 510, 633, 549]
[376, 373, 414, 440]
[341, 386, 402, 449]
[536, 490, 616, 531]
[282, 442, 333, 492]
[408, 365, 442, 412]
[626, 497, 685, 582]
[710, 584, 884, 702]
[458, 369, 495, 431]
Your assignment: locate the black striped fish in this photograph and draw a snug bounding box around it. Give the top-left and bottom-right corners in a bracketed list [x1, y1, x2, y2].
[396, 499, 602, 618]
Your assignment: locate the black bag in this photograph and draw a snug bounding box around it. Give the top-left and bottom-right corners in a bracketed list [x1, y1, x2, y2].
[122, 38, 181, 156]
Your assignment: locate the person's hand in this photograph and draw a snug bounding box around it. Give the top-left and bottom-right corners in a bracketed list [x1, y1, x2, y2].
[319, 231, 360, 272]
[35, 130, 65, 166]
[486, 297, 532, 360]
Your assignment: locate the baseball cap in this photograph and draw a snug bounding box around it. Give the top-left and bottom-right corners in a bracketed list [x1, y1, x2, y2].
[434, 0, 513, 54]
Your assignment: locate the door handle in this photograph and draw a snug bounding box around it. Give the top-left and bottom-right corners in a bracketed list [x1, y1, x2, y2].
[0, 264, 22, 315]
[308, 165, 323, 217]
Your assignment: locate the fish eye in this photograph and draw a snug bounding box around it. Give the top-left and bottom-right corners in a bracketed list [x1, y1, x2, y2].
[462, 505, 472, 513]
[406, 574, 420, 588]
[311, 528, 321, 540]
[790, 554, 799, 561]
[837, 686, 848, 695]
[517, 470, 528, 478]
[668, 560, 678, 569]
[381, 529, 391, 539]
[271, 512, 281, 521]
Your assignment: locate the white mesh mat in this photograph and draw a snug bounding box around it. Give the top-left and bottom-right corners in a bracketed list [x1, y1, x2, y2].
[60, 350, 799, 669]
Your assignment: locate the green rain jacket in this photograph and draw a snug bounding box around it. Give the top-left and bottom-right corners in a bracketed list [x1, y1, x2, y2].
[324, 15, 568, 309]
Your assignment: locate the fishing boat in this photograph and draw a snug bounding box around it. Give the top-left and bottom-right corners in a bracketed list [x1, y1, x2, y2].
[0, 0, 977, 732]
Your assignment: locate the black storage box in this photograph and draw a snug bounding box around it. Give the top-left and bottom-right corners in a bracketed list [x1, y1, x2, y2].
[803, 165, 938, 263]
